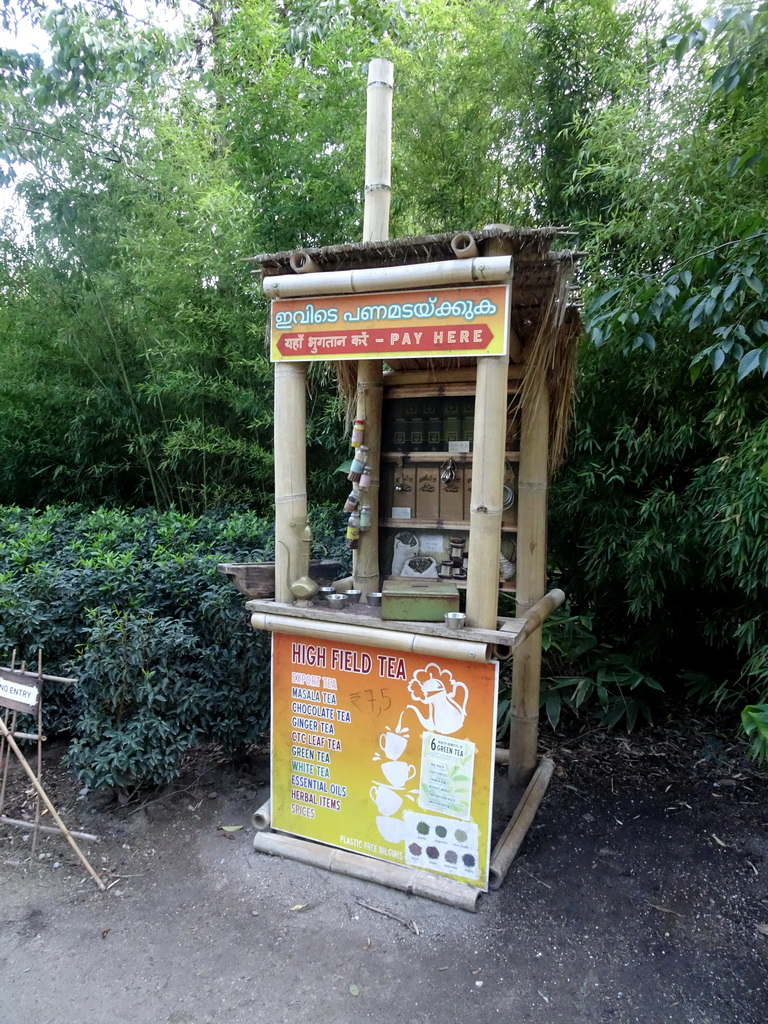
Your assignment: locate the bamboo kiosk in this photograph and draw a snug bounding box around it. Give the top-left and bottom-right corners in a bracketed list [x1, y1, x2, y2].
[244, 59, 581, 909]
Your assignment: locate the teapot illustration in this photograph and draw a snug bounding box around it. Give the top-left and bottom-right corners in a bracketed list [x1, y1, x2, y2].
[404, 664, 469, 735]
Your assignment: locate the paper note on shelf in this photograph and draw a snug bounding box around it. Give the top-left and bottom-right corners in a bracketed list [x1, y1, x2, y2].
[391, 507, 412, 520]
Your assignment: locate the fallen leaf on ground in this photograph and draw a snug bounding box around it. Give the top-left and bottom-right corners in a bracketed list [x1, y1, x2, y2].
[349, 983, 360, 996]
[712, 834, 728, 847]
[101, 929, 110, 940]
[645, 900, 683, 917]
[290, 903, 308, 911]
[756, 923, 768, 937]
[218, 825, 243, 833]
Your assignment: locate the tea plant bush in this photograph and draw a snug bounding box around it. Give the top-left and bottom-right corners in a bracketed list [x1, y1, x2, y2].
[0, 504, 347, 794]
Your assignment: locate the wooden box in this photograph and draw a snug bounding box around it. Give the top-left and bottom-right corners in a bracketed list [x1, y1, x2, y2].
[381, 579, 460, 621]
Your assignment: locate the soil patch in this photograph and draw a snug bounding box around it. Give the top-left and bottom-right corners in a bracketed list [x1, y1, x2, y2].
[1, 719, 766, 1024]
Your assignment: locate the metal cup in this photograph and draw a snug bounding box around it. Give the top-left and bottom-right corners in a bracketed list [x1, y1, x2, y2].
[316, 586, 335, 602]
[444, 612, 466, 629]
[346, 590, 362, 604]
[326, 593, 348, 610]
[366, 592, 382, 607]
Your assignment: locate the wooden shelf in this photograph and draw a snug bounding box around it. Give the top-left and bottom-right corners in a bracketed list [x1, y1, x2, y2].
[381, 450, 520, 464]
[382, 519, 517, 532]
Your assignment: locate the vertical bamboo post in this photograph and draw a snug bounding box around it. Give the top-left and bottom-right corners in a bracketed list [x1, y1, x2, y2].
[31, 648, 43, 857]
[274, 361, 309, 603]
[465, 236, 512, 629]
[354, 58, 393, 598]
[508, 384, 550, 788]
[362, 58, 393, 243]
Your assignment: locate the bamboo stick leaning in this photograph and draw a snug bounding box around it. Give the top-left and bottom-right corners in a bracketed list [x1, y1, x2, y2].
[0, 716, 106, 891]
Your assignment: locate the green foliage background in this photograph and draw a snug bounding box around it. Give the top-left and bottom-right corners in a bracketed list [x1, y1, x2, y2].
[0, 0, 767, 769]
[0, 504, 348, 791]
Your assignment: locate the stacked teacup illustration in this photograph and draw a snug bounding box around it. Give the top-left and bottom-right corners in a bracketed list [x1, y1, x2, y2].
[371, 725, 414, 844]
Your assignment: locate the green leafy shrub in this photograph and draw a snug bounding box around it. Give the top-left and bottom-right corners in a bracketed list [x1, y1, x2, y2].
[497, 607, 664, 741]
[741, 704, 768, 764]
[0, 503, 340, 792]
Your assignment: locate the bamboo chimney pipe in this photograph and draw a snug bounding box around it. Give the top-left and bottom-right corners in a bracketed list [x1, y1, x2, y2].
[354, 58, 393, 599]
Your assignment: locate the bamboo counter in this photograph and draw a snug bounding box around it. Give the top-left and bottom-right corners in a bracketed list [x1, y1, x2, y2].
[246, 590, 562, 659]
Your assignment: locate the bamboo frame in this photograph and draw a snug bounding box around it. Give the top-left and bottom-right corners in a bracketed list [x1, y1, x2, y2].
[508, 385, 550, 788]
[262, 255, 513, 299]
[274, 362, 309, 602]
[463, 351, 510, 630]
[352, 365, 382, 599]
[352, 58, 392, 598]
[450, 232, 480, 260]
[362, 57, 393, 243]
[253, 831, 480, 912]
[252, 798, 271, 831]
[492, 588, 564, 659]
[31, 649, 42, 856]
[464, 235, 517, 630]
[488, 757, 554, 889]
[247, 597, 542, 647]
[0, 716, 105, 891]
[289, 250, 320, 274]
[250, 611, 491, 662]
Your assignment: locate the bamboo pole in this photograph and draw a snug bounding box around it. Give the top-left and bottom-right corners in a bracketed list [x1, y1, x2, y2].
[274, 361, 309, 603]
[251, 798, 271, 831]
[251, 611, 490, 663]
[0, 716, 106, 891]
[508, 384, 550, 789]
[289, 250, 320, 274]
[362, 58, 393, 243]
[450, 232, 480, 260]
[352, 365, 382, 599]
[262, 255, 513, 299]
[0, 816, 100, 842]
[354, 57, 393, 599]
[0, 666, 79, 686]
[253, 831, 480, 912]
[0, 708, 16, 815]
[464, 235, 513, 629]
[31, 649, 42, 857]
[492, 588, 565, 660]
[463, 354, 509, 629]
[488, 757, 554, 889]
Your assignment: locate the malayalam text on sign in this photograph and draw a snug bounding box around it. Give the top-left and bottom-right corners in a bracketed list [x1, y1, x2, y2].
[270, 284, 510, 362]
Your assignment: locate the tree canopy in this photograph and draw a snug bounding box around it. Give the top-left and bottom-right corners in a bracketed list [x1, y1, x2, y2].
[1, 0, 767, 754]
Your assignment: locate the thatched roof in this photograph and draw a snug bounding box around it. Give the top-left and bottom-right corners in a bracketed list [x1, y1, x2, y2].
[250, 225, 580, 347]
[249, 226, 583, 469]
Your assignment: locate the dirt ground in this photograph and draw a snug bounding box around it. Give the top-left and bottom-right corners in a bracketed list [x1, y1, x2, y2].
[1, 718, 766, 1024]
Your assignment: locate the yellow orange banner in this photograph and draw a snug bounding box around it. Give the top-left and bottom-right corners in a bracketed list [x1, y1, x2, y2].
[271, 633, 498, 889]
[270, 284, 510, 362]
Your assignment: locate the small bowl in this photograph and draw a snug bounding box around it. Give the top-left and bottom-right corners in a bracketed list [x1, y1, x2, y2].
[316, 586, 335, 602]
[444, 612, 466, 630]
[366, 592, 382, 607]
[345, 589, 362, 604]
[326, 593, 348, 610]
